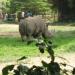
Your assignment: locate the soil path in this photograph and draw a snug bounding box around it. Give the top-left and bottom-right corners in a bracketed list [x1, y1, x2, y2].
[0, 53, 75, 75]
[0, 24, 19, 37]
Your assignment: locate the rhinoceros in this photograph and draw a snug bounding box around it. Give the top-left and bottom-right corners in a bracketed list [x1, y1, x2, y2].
[19, 16, 51, 43]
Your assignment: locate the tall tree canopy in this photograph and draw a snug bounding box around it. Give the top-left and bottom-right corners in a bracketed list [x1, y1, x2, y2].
[48, 0, 75, 21]
[5, 0, 75, 22]
[6, 0, 50, 15]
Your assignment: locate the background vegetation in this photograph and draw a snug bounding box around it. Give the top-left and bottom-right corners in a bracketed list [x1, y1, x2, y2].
[1, 0, 75, 22]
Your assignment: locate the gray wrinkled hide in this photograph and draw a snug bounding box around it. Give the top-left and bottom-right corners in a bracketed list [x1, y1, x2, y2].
[19, 16, 51, 42]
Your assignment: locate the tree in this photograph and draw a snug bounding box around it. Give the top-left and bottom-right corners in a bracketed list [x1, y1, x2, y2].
[6, 0, 50, 15]
[48, 0, 75, 21]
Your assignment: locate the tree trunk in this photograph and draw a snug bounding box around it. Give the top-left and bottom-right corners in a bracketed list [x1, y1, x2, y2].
[48, 0, 75, 22]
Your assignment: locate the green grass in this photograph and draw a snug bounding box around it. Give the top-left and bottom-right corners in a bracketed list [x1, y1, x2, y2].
[50, 26, 75, 54]
[0, 37, 40, 62]
[0, 25, 75, 61]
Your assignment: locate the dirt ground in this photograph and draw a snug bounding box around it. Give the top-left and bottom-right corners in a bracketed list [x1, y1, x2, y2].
[0, 24, 75, 75]
[0, 53, 75, 75]
[0, 24, 19, 37]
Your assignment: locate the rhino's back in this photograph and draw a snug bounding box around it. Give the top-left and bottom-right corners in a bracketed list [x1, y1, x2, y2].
[25, 16, 47, 33]
[19, 16, 48, 37]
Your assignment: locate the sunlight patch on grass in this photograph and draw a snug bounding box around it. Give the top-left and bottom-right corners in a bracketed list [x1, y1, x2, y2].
[54, 39, 75, 53]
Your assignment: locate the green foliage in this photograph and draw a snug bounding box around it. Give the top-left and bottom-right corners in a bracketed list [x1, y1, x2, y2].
[48, 0, 75, 21]
[5, 0, 50, 14]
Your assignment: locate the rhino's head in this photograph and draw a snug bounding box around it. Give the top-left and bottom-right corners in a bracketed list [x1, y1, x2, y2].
[45, 30, 52, 38]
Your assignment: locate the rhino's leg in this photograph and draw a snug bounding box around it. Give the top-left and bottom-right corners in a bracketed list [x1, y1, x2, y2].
[21, 35, 24, 42]
[26, 35, 34, 44]
[21, 35, 28, 42]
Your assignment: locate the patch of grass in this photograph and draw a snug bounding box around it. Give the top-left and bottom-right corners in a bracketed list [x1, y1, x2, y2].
[0, 37, 40, 62]
[52, 29, 75, 54]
